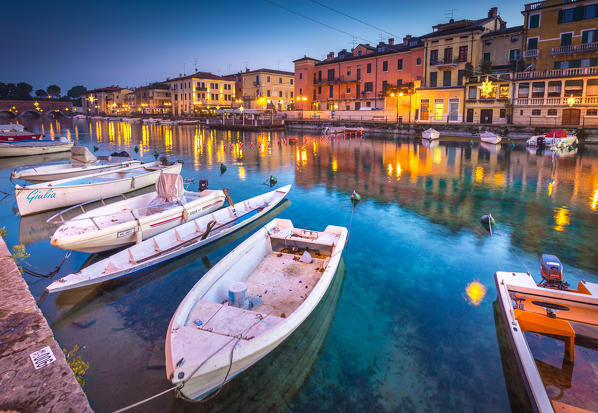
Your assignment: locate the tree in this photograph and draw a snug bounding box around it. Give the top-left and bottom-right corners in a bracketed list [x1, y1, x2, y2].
[47, 85, 61, 98]
[481, 61, 493, 74]
[15, 82, 33, 99]
[464, 62, 474, 78]
[67, 85, 87, 99]
[35, 89, 47, 98]
[5, 83, 17, 99]
[0, 82, 7, 99]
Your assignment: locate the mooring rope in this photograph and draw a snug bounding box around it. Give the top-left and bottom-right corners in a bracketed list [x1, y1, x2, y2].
[20, 249, 72, 278]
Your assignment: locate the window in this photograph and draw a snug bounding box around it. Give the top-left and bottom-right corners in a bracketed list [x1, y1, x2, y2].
[458, 46, 468, 62]
[382, 80, 387, 90]
[483, 52, 491, 62]
[416, 57, 422, 65]
[318, 71, 322, 82]
[529, 13, 540, 28]
[528, 38, 538, 50]
[356, 68, 361, 79]
[434, 99, 444, 121]
[457, 70, 465, 86]
[468, 86, 477, 99]
[587, 108, 598, 116]
[430, 50, 438, 64]
[267, 90, 271, 97]
[561, 33, 572, 46]
[318, 86, 322, 94]
[290, 79, 293, 85]
[518, 83, 530, 98]
[328, 69, 335, 81]
[397, 59, 403, 70]
[582, 29, 598, 44]
[585, 4, 597, 19]
[532, 82, 545, 98]
[565, 79, 583, 97]
[587, 79, 598, 96]
[547, 81, 562, 97]
[346, 105, 350, 110]
[278, 77, 282, 84]
[430, 72, 437, 87]
[444, 47, 453, 63]
[531, 109, 541, 116]
[364, 82, 373, 92]
[547, 109, 558, 116]
[500, 109, 506, 118]
[499, 85, 509, 99]
[279, 91, 283, 98]
[509, 49, 520, 61]
[443, 71, 451, 87]
[366, 101, 371, 107]
[366, 63, 372, 73]
[558, 8, 575, 23]
[267, 76, 270, 83]
[382, 61, 388, 72]
[299, 73, 302, 79]
[357, 50, 362, 56]
[346, 87, 351, 93]
[290, 91, 293, 98]
[329, 85, 333, 98]
[299, 88, 302, 95]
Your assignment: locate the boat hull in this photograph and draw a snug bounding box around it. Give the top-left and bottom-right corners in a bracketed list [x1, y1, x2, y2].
[480, 133, 502, 144]
[11, 160, 141, 183]
[0, 141, 73, 157]
[422, 129, 440, 140]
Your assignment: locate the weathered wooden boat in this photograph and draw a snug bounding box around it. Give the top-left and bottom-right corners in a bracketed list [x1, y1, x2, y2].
[11, 146, 140, 182]
[49, 173, 226, 253]
[421, 128, 440, 140]
[46, 185, 291, 293]
[480, 131, 502, 144]
[0, 139, 73, 157]
[15, 160, 181, 216]
[0, 124, 42, 141]
[165, 218, 347, 401]
[495, 255, 598, 413]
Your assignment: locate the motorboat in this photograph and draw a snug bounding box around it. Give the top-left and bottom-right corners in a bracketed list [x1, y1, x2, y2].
[495, 255, 598, 412]
[0, 124, 42, 141]
[46, 185, 291, 292]
[165, 218, 347, 400]
[49, 173, 226, 253]
[526, 129, 578, 149]
[14, 159, 181, 216]
[0, 138, 73, 157]
[480, 131, 502, 145]
[11, 146, 140, 182]
[422, 128, 440, 140]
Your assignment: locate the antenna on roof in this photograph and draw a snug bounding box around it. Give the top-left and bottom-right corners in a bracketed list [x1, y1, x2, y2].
[194, 58, 198, 72]
[183, 62, 186, 76]
[444, 8, 458, 20]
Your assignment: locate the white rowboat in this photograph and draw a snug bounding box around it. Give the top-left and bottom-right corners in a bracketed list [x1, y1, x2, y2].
[422, 128, 440, 140]
[480, 132, 502, 144]
[49, 177, 226, 253]
[46, 185, 291, 293]
[0, 140, 73, 157]
[165, 217, 347, 401]
[11, 146, 140, 182]
[15, 160, 182, 216]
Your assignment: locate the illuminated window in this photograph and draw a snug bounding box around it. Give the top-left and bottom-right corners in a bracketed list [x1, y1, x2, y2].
[547, 109, 557, 116]
[499, 85, 509, 99]
[531, 109, 541, 116]
[434, 98, 444, 121]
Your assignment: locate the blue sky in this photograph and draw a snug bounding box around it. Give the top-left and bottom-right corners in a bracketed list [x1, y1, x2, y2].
[0, 0, 524, 92]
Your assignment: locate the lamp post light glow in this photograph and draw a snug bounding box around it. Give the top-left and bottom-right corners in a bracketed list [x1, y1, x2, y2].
[479, 77, 494, 98]
[567, 95, 576, 107]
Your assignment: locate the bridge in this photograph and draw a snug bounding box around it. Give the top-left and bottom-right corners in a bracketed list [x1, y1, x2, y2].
[0, 100, 74, 118]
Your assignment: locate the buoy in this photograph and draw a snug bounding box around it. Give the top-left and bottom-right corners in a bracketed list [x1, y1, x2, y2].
[153, 150, 159, 159]
[350, 190, 361, 207]
[510, 143, 515, 149]
[93, 145, 99, 152]
[480, 214, 495, 235]
[220, 163, 227, 174]
[269, 176, 278, 187]
[469, 140, 474, 147]
[134, 146, 139, 153]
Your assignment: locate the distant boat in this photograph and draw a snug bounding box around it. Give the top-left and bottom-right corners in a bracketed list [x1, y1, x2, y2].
[14, 160, 182, 216]
[72, 114, 87, 120]
[0, 124, 42, 142]
[421, 128, 439, 140]
[45, 185, 291, 293]
[165, 218, 347, 401]
[11, 146, 140, 182]
[480, 131, 502, 144]
[526, 129, 577, 149]
[0, 138, 72, 157]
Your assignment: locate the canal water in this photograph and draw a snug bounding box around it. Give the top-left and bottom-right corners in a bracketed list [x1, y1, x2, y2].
[1, 118, 597, 412]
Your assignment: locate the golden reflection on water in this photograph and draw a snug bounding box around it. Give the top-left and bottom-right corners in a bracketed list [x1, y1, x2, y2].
[164, 127, 173, 153]
[331, 158, 337, 172]
[238, 165, 246, 180]
[108, 122, 115, 143]
[591, 187, 598, 210]
[475, 166, 484, 182]
[465, 281, 487, 306]
[553, 206, 570, 232]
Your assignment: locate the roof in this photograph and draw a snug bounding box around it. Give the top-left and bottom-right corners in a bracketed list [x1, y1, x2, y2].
[420, 17, 492, 39]
[85, 86, 125, 94]
[293, 56, 319, 63]
[313, 41, 423, 66]
[241, 68, 294, 76]
[164, 72, 231, 83]
[482, 25, 524, 38]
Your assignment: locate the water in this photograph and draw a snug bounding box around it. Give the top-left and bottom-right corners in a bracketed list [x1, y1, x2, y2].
[1, 117, 598, 412]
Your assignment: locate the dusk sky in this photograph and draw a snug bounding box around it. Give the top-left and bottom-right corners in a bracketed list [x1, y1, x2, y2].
[1, 0, 524, 92]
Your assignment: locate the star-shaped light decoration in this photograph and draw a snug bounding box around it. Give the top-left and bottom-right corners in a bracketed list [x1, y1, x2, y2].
[87, 95, 97, 104]
[567, 95, 576, 107]
[479, 77, 494, 98]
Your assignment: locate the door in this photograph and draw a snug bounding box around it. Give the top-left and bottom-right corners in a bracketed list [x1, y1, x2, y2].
[562, 108, 580, 126]
[480, 109, 493, 124]
[355, 102, 361, 110]
[467, 108, 474, 122]
[448, 99, 459, 121]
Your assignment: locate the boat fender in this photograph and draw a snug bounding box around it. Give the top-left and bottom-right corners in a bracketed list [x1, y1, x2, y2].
[134, 146, 139, 154]
[269, 176, 277, 188]
[153, 150, 160, 159]
[480, 214, 495, 234]
[220, 163, 227, 174]
[350, 190, 361, 207]
[198, 179, 209, 191]
[93, 145, 99, 152]
[182, 207, 190, 222]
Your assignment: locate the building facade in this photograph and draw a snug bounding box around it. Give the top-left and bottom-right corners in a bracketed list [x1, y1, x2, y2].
[125, 84, 171, 114]
[165, 72, 236, 116]
[236, 69, 295, 111]
[294, 36, 424, 113]
[81, 87, 133, 114]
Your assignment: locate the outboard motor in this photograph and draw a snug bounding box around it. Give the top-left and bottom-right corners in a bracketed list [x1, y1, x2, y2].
[539, 254, 567, 289]
[537, 136, 545, 148]
[198, 179, 209, 191]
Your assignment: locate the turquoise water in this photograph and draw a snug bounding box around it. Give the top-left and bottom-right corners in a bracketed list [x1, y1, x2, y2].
[1, 118, 598, 412]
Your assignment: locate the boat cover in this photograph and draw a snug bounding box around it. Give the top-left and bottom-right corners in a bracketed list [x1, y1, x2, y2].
[0, 124, 24, 132]
[155, 173, 183, 202]
[546, 129, 567, 138]
[71, 146, 97, 163]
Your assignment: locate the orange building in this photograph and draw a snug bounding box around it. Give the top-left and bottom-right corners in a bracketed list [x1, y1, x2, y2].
[294, 36, 424, 112]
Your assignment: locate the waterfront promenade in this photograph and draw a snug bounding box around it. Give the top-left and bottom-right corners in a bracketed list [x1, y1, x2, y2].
[0, 238, 92, 413]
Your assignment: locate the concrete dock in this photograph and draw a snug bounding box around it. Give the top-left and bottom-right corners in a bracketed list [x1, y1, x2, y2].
[0, 238, 93, 413]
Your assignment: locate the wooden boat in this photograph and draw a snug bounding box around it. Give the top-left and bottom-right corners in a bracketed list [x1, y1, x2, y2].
[0, 124, 42, 141]
[495, 255, 598, 413]
[46, 185, 291, 293]
[480, 131, 502, 144]
[49, 174, 226, 253]
[14, 160, 181, 216]
[421, 128, 440, 140]
[11, 146, 140, 182]
[0, 139, 73, 157]
[165, 218, 347, 401]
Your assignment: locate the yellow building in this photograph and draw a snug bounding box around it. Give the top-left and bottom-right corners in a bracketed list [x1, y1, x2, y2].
[82, 87, 133, 115]
[237, 68, 295, 111]
[125, 83, 171, 114]
[417, 8, 505, 123]
[517, 0, 598, 127]
[165, 72, 236, 116]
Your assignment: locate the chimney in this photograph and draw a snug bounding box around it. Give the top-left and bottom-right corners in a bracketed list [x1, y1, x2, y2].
[403, 35, 412, 46]
[327, 51, 334, 60]
[388, 38, 394, 45]
[488, 7, 498, 18]
[500, 21, 506, 30]
[246, 68, 250, 73]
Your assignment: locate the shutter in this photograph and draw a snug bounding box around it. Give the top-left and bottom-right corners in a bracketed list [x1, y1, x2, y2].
[582, 31, 589, 44]
[574, 6, 584, 21]
[558, 10, 563, 23]
[591, 58, 597, 66]
[554, 61, 560, 70]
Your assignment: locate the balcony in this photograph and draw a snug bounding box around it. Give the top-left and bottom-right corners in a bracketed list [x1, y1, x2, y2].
[430, 58, 463, 69]
[314, 77, 359, 84]
[514, 96, 598, 105]
[524, 1, 543, 11]
[523, 49, 540, 58]
[513, 66, 598, 80]
[552, 42, 598, 55]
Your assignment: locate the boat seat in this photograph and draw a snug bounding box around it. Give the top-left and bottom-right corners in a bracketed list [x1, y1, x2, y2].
[514, 309, 575, 361]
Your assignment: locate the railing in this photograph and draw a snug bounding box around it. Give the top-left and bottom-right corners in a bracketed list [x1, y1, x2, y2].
[552, 42, 598, 55]
[524, 1, 543, 10]
[514, 96, 598, 105]
[314, 77, 359, 84]
[523, 49, 540, 58]
[514, 66, 598, 79]
[430, 58, 465, 66]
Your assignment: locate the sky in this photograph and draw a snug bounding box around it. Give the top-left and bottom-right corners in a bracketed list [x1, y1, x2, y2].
[0, 0, 525, 93]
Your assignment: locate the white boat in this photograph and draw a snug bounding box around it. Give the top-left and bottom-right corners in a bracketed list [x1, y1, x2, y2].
[495, 255, 598, 413]
[421, 128, 440, 140]
[0, 139, 73, 157]
[14, 160, 182, 216]
[46, 185, 291, 293]
[0, 124, 42, 141]
[11, 146, 140, 182]
[73, 114, 87, 120]
[165, 218, 347, 400]
[480, 131, 502, 144]
[49, 173, 226, 253]
[526, 129, 578, 149]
